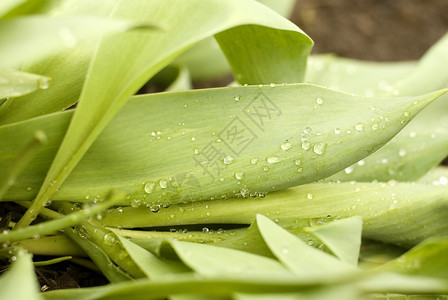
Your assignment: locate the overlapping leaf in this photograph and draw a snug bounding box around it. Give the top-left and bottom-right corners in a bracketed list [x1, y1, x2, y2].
[1, 85, 443, 206]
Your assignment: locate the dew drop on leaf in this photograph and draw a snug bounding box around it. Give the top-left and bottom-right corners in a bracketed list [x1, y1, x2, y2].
[281, 142, 292, 150]
[234, 171, 244, 180]
[306, 193, 313, 200]
[313, 142, 326, 155]
[159, 179, 168, 189]
[316, 97, 324, 105]
[266, 155, 281, 164]
[355, 123, 364, 131]
[301, 142, 311, 150]
[223, 156, 235, 165]
[250, 158, 259, 165]
[144, 182, 155, 194]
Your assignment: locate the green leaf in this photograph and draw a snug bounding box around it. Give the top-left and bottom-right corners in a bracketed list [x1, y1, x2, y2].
[101, 182, 448, 247]
[304, 216, 362, 266]
[0, 0, 27, 18]
[2, 86, 443, 206]
[15, 0, 313, 228]
[378, 237, 448, 278]
[0, 69, 51, 100]
[417, 166, 448, 185]
[115, 234, 190, 278]
[326, 129, 448, 182]
[0, 130, 46, 201]
[160, 239, 292, 277]
[305, 54, 416, 96]
[255, 215, 355, 278]
[0, 250, 43, 300]
[0, 191, 125, 243]
[0, 16, 145, 69]
[63, 227, 133, 283]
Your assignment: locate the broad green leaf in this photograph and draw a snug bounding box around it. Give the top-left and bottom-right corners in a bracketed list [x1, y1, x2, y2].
[0, 130, 46, 201]
[305, 54, 416, 96]
[0, 69, 50, 100]
[378, 237, 448, 278]
[304, 216, 362, 266]
[417, 166, 448, 185]
[160, 239, 292, 278]
[101, 182, 448, 247]
[0, 16, 144, 69]
[2, 85, 444, 205]
[306, 33, 448, 183]
[0, 0, 127, 125]
[0, 250, 43, 300]
[255, 215, 355, 278]
[0, 0, 27, 18]
[115, 234, 190, 278]
[326, 129, 448, 182]
[174, 0, 296, 81]
[16, 0, 313, 228]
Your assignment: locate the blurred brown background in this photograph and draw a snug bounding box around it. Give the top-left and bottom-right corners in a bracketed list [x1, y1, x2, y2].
[293, 0, 448, 61]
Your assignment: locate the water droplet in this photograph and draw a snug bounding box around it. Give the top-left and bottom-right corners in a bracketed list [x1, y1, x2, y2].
[144, 182, 155, 194]
[297, 167, 303, 172]
[103, 233, 116, 245]
[403, 111, 410, 117]
[303, 127, 312, 134]
[234, 96, 240, 101]
[316, 97, 324, 105]
[215, 138, 222, 143]
[355, 123, 364, 131]
[409, 132, 416, 138]
[371, 123, 379, 131]
[159, 179, 168, 189]
[262, 166, 270, 172]
[301, 142, 311, 150]
[38, 77, 50, 90]
[334, 128, 341, 134]
[381, 158, 388, 164]
[223, 156, 235, 165]
[313, 142, 326, 155]
[398, 149, 407, 157]
[250, 158, 259, 165]
[306, 193, 313, 200]
[234, 172, 244, 180]
[191, 136, 196, 141]
[194, 148, 199, 155]
[344, 166, 354, 174]
[266, 155, 281, 164]
[294, 159, 302, 166]
[269, 83, 276, 87]
[281, 142, 292, 150]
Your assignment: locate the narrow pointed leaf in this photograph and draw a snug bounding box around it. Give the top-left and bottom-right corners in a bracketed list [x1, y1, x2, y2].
[304, 216, 362, 266]
[115, 234, 189, 278]
[160, 239, 291, 277]
[102, 182, 448, 247]
[255, 215, 355, 278]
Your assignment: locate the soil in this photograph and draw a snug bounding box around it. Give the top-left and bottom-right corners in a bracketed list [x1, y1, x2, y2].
[7, 0, 448, 292]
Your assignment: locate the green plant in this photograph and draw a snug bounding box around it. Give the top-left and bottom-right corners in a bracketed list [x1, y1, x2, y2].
[0, 0, 447, 299]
